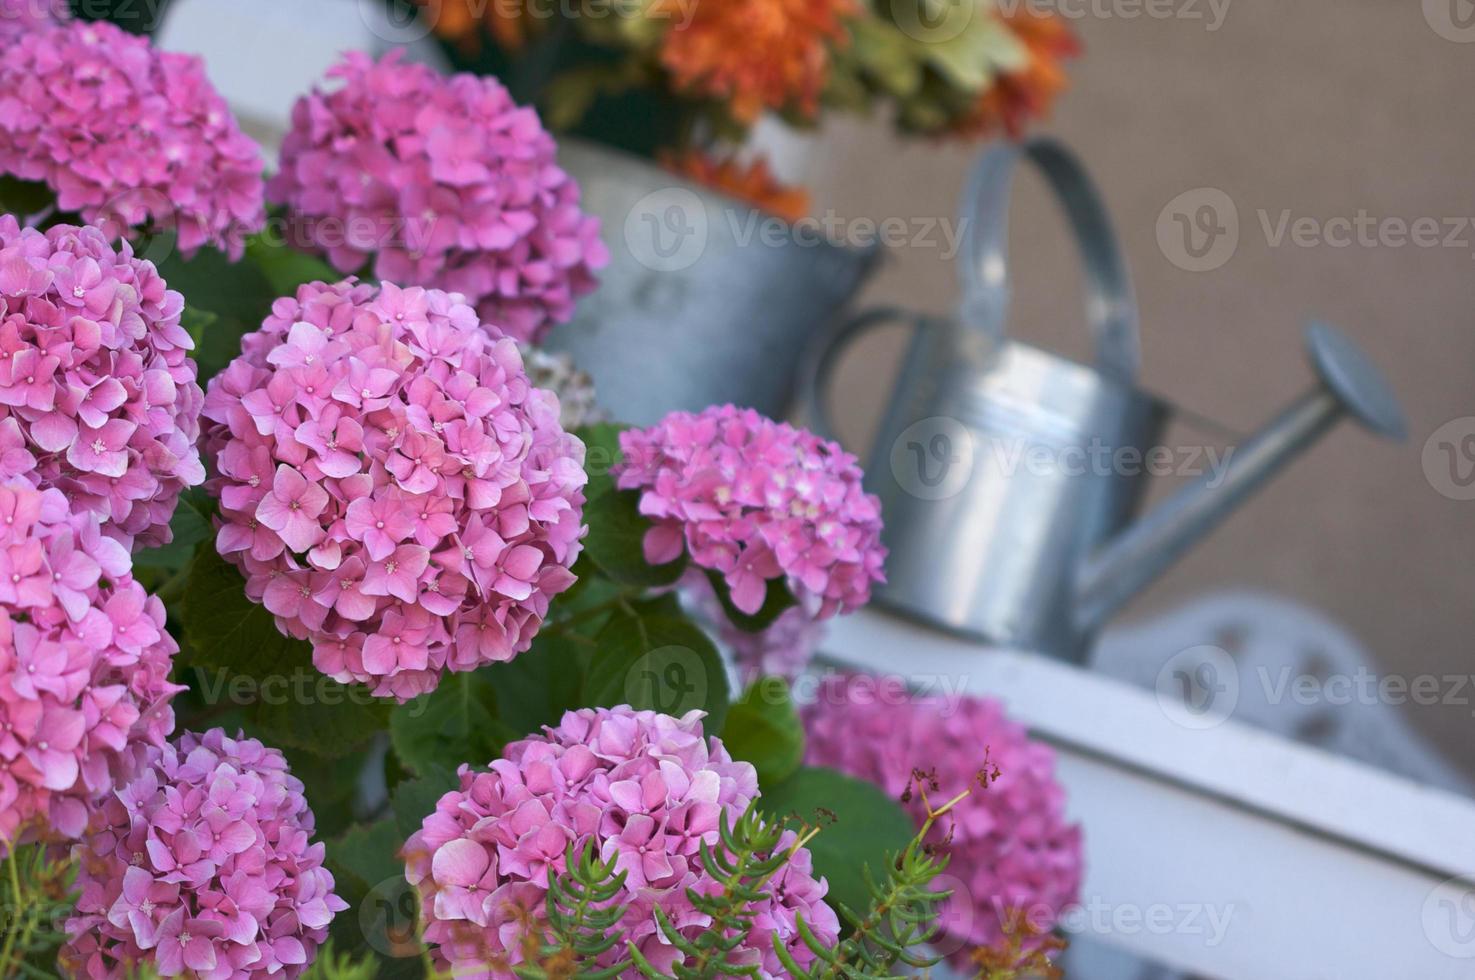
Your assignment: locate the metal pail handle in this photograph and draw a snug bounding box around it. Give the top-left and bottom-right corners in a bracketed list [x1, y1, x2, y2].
[800, 138, 1141, 443]
[957, 137, 1141, 381]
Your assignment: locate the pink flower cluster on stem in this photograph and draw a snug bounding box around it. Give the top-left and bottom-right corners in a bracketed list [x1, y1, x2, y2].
[64, 728, 348, 979]
[0, 19, 266, 258]
[802, 673, 1083, 966]
[268, 51, 608, 345]
[405, 706, 839, 977]
[615, 405, 886, 620]
[0, 217, 205, 550]
[201, 279, 587, 701]
[0, 480, 181, 847]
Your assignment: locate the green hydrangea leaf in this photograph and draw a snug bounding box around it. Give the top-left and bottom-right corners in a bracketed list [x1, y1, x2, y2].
[180, 545, 385, 757]
[0, 175, 55, 216]
[393, 776, 454, 842]
[132, 486, 214, 574]
[583, 603, 731, 734]
[324, 819, 422, 972]
[574, 422, 629, 500]
[245, 233, 341, 296]
[390, 668, 514, 783]
[251, 680, 390, 759]
[484, 630, 589, 741]
[181, 544, 313, 677]
[157, 243, 275, 383]
[758, 766, 916, 917]
[720, 677, 805, 786]
[573, 423, 689, 590]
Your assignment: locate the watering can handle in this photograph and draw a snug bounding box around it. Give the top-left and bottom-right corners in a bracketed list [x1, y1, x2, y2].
[800, 306, 928, 444]
[958, 137, 1141, 381]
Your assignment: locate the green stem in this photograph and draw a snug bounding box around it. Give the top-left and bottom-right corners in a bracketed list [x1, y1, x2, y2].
[10, 907, 38, 974]
[0, 840, 26, 974]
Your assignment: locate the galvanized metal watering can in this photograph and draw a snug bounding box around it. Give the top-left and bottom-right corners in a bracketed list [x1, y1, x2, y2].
[548, 139, 880, 426]
[801, 138, 1407, 664]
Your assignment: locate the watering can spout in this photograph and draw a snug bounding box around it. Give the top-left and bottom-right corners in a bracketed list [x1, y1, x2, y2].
[1073, 321, 1406, 637]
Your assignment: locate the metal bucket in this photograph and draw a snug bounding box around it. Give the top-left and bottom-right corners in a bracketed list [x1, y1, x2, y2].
[547, 140, 880, 426]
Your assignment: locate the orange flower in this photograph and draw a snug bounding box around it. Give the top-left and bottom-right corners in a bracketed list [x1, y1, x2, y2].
[661, 150, 810, 224]
[657, 0, 855, 123]
[957, 10, 1080, 139]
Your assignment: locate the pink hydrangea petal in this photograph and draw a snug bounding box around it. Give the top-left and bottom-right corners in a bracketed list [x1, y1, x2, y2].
[0, 216, 205, 551]
[0, 19, 265, 259]
[0, 478, 180, 848]
[200, 280, 587, 702]
[266, 51, 603, 345]
[614, 405, 887, 675]
[403, 706, 835, 975]
[802, 675, 1082, 966]
[62, 729, 344, 976]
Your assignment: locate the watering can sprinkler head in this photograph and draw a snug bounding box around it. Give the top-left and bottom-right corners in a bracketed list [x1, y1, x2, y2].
[1072, 320, 1406, 637]
[1303, 320, 1407, 441]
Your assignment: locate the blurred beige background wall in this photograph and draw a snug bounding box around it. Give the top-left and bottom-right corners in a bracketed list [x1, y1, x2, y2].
[785, 0, 1475, 773]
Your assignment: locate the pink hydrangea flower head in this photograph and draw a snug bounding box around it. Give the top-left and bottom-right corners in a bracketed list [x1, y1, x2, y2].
[0, 18, 265, 258]
[405, 705, 839, 977]
[200, 279, 587, 700]
[802, 674, 1082, 966]
[62, 728, 349, 979]
[615, 405, 886, 621]
[0, 479, 182, 848]
[267, 51, 608, 345]
[0, 0, 69, 39]
[0, 217, 205, 550]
